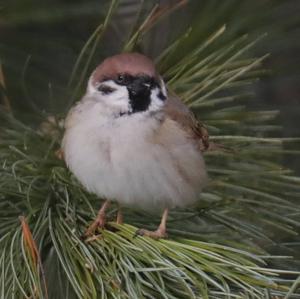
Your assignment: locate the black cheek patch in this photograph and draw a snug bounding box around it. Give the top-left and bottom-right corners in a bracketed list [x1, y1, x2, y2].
[158, 91, 166, 101]
[97, 84, 116, 94]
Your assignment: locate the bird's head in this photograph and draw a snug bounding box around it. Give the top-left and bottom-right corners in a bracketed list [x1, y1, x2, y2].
[85, 53, 167, 117]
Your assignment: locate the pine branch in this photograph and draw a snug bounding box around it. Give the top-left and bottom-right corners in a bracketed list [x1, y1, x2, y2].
[1, 1, 300, 298]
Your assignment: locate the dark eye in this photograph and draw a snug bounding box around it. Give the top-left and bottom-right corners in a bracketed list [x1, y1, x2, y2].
[97, 84, 116, 94]
[117, 74, 125, 84]
[116, 74, 132, 85]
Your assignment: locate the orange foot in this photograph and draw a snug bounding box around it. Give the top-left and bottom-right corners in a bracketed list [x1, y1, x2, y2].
[84, 200, 110, 237]
[84, 212, 106, 237]
[135, 208, 169, 240]
[135, 228, 168, 240]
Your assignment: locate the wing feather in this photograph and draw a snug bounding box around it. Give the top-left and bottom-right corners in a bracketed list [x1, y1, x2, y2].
[164, 94, 209, 151]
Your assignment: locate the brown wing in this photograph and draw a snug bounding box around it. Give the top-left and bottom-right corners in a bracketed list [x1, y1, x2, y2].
[164, 94, 209, 151]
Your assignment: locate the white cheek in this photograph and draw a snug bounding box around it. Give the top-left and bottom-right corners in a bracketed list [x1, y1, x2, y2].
[87, 74, 97, 94]
[148, 87, 165, 112]
[88, 80, 131, 114]
[159, 77, 167, 97]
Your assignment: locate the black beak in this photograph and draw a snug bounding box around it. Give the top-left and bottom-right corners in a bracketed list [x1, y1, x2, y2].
[127, 77, 151, 97]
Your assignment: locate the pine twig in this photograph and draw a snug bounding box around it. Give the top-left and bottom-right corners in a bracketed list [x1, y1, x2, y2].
[0, 63, 11, 112]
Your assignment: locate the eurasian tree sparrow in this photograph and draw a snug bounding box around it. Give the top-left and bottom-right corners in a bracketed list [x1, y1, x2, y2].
[62, 53, 209, 239]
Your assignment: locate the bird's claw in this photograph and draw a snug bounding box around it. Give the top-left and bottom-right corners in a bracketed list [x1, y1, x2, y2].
[134, 228, 168, 239]
[133, 229, 144, 238]
[84, 214, 106, 238]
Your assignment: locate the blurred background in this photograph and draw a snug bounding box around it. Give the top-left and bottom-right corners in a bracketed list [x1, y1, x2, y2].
[1, 0, 300, 173]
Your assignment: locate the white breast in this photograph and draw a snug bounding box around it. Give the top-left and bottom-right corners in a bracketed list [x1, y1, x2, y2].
[62, 101, 207, 211]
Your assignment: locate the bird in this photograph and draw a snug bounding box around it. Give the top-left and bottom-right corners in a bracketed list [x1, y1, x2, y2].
[62, 52, 209, 239]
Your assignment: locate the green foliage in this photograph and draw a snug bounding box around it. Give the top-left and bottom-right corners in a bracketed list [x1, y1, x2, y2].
[0, 1, 300, 298]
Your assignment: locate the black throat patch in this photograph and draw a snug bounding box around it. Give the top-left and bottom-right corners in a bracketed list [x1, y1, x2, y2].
[128, 89, 152, 113]
[113, 74, 163, 114]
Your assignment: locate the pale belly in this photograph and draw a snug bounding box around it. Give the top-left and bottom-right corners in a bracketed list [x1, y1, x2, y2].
[62, 117, 207, 211]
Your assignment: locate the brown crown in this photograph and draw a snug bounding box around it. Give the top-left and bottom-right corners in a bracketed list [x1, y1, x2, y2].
[91, 53, 158, 85]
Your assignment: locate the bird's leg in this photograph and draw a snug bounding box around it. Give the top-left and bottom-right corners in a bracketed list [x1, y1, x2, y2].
[85, 200, 110, 236]
[116, 207, 123, 225]
[135, 208, 168, 239]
